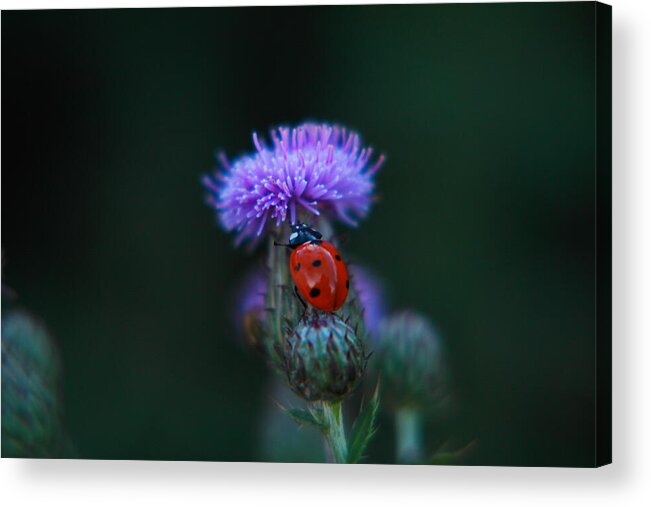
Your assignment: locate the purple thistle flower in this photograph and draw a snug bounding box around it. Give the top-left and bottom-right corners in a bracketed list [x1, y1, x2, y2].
[232, 266, 267, 351]
[202, 122, 384, 245]
[349, 265, 388, 337]
[234, 267, 267, 322]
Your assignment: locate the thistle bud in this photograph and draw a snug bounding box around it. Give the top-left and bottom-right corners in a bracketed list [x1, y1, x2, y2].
[375, 311, 447, 410]
[283, 312, 366, 402]
[1, 307, 69, 457]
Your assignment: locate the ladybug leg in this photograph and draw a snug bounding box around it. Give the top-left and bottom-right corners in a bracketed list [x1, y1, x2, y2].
[273, 240, 292, 249]
[293, 285, 308, 319]
[293, 285, 307, 309]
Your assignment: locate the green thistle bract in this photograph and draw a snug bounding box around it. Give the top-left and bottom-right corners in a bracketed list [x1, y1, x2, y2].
[283, 312, 366, 402]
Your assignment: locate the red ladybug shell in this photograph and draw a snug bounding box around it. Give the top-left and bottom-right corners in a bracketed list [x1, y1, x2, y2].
[290, 240, 349, 312]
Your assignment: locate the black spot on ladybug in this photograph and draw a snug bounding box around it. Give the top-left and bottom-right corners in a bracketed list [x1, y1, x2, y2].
[312, 260, 322, 267]
[335, 254, 342, 261]
[295, 263, 301, 271]
[346, 279, 349, 289]
[309, 287, 321, 298]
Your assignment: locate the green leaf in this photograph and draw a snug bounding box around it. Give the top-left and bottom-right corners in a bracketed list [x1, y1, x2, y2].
[347, 382, 380, 464]
[428, 440, 478, 465]
[282, 406, 329, 430]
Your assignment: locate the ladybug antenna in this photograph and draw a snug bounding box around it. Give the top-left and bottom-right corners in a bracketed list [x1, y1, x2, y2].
[273, 240, 292, 249]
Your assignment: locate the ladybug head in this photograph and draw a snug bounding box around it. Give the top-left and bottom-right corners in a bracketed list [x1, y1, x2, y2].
[288, 223, 322, 248]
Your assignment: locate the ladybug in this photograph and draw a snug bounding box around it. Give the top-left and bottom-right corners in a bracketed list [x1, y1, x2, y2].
[280, 223, 349, 312]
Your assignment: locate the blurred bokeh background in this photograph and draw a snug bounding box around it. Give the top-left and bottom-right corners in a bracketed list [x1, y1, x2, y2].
[2, 3, 597, 465]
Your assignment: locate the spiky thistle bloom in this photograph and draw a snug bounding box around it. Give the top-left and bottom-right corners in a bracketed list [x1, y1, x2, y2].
[283, 312, 366, 402]
[202, 122, 385, 245]
[374, 311, 447, 410]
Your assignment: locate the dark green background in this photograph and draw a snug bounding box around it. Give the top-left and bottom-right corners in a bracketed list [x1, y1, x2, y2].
[2, 2, 599, 465]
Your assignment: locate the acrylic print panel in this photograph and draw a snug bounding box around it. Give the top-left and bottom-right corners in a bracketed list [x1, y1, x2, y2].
[1, 2, 611, 466]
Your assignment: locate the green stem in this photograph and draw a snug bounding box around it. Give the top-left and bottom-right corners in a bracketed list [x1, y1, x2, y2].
[266, 235, 298, 368]
[320, 401, 348, 463]
[395, 407, 424, 464]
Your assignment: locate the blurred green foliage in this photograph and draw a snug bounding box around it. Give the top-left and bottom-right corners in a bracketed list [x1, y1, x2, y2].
[2, 3, 597, 465]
